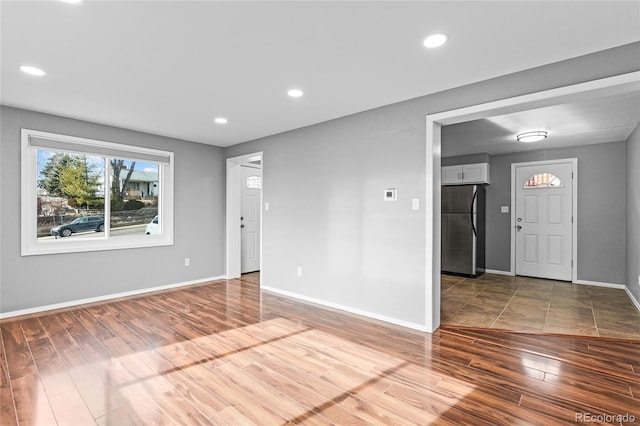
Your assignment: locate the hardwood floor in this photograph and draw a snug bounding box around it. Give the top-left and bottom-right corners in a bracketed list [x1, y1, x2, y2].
[2, 274, 639, 425]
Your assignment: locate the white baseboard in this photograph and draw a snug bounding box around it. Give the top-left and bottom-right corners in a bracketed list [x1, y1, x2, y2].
[484, 269, 514, 276]
[573, 279, 640, 314]
[261, 285, 429, 333]
[624, 287, 640, 314]
[572, 279, 626, 289]
[0, 275, 227, 320]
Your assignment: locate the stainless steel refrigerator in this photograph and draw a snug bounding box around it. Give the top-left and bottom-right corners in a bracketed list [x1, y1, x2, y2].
[441, 185, 485, 277]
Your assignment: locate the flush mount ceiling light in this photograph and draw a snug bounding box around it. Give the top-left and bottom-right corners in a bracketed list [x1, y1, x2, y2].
[60, 0, 84, 4]
[214, 117, 228, 125]
[423, 33, 448, 48]
[20, 65, 46, 76]
[516, 131, 548, 143]
[287, 89, 304, 98]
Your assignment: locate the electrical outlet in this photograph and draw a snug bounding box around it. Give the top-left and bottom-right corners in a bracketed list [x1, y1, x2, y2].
[184, 258, 190, 267]
[297, 266, 302, 277]
[637, 275, 640, 287]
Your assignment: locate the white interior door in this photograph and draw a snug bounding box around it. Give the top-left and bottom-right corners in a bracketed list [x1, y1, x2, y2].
[515, 161, 573, 281]
[241, 165, 261, 273]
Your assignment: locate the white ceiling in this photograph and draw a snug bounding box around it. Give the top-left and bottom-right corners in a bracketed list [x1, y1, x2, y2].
[1, 1, 639, 148]
[442, 91, 640, 157]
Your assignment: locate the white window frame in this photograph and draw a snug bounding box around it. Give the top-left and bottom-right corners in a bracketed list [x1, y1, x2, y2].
[21, 129, 174, 256]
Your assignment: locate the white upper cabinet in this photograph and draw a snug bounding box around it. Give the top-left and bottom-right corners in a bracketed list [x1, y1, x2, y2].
[441, 163, 490, 185]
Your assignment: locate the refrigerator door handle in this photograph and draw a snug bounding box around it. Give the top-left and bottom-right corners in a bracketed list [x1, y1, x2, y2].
[470, 189, 478, 237]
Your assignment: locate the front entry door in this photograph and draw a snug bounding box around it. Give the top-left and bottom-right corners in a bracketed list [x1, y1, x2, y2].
[515, 161, 573, 281]
[241, 165, 261, 273]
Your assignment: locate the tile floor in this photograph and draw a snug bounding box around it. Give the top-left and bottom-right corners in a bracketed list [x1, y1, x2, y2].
[441, 273, 640, 339]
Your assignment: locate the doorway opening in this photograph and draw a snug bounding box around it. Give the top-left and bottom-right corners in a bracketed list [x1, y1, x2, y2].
[226, 152, 263, 283]
[425, 71, 640, 332]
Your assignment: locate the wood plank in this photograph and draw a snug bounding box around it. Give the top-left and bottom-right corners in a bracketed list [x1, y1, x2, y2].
[48, 388, 97, 426]
[188, 362, 289, 424]
[26, 336, 76, 398]
[446, 327, 640, 379]
[94, 408, 136, 426]
[0, 385, 19, 426]
[18, 318, 47, 343]
[209, 406, 257, 426]
[0, 326, 18, 426]
[39, 314, 81, 355]
[466, 338, 636, 399]
[214, 361, 308, 420]
[1, 321, 35, 380]
[467, 355, 640, 415]
[519, 393, 616, 425]
[10, 374, 58, 425]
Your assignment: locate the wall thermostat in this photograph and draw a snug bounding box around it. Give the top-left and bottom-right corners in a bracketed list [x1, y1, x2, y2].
[384, 188, 397, 201]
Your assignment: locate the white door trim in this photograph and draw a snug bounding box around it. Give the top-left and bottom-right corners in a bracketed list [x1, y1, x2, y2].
[226, 152, 263, 280]
[425, 71, 640, 333]
[510, 158, 578, 281]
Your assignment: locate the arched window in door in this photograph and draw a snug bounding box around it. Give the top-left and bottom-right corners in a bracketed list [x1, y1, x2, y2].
[523, 172, 563, 189]
[246, 175, 262, 189]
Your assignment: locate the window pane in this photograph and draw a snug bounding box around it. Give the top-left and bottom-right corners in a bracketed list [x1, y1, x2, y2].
[246, 175, 261, 189]
[523, 173, 563, 189]
[37, 150, 105, 240]
[109, 159, 159, 238]
[24, 129, 174, 256]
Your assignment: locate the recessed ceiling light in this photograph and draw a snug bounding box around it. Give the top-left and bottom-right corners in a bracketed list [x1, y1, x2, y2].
[214, 117, 228, 125]
[20, 65, 46, 76]
[287, 89, 304, 98]
[60, 0, 84, 4]
[517, 131, 548, 143]
[423, 33, 448, 48]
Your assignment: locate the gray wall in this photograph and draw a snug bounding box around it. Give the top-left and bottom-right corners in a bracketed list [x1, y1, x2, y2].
[483, 143, 627, 284]
[226, 43, 640, 327]
[0, 106, 226, 313]
[228, 106, 428, 326]
[627, 124, 640, 303]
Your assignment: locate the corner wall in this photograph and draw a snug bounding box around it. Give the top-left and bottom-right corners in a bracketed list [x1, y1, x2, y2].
[626, 124, 640, 304]
[0, 106, 226, 314]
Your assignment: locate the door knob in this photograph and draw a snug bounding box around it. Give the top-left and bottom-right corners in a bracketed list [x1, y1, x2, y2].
[241, 224, 245, 229]
[516, 225, 522, 231]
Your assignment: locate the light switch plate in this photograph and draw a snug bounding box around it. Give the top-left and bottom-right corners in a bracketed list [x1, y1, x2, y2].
[412, 198, 420, 210]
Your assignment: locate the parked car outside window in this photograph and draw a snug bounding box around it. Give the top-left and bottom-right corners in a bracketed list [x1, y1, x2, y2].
[145, 215, 159, 235]
[50, 216, 105, 237]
